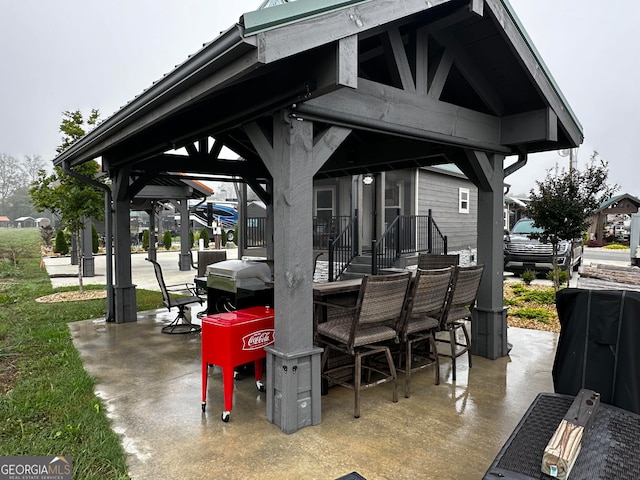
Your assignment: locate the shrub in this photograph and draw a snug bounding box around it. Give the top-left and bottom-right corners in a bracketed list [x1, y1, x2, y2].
[54, 229, 69, 255]
[189, 229, 195, 248]
[511, 306, 554, 323]
[546, 269, 569, 285]
[142, 230, 150, 251]
[92, 224, 99, 253]
[604, 243, 629, 250]
[509, 283, 528, 296]
[162, 230, 172, 250]
[40, 224, 55, 248]
[520, 288, 556, 304]
[521, 269, 537, 285]
[199, 228, 210, 247]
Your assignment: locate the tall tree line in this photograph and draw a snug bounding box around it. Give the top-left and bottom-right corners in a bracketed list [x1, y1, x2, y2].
[0, 153, 49, 220]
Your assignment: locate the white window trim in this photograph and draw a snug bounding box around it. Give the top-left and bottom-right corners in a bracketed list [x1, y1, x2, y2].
[459, 187, 470, 214]
[313, 186, 336, 217]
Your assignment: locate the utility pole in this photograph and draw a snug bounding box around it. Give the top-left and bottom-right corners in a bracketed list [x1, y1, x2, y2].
[558, 148, 577, 173]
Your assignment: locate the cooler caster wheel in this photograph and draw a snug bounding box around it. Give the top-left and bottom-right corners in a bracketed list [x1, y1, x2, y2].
[221, 411, 230, 422]
[256, 380, 265, 392]
[201, 402, 206, 412]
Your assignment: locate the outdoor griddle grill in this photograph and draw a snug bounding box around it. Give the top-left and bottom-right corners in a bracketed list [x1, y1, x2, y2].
[205, 259, 273, 314]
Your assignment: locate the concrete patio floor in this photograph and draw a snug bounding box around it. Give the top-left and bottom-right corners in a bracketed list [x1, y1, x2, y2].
[69, 310, 558, 479]
[46, 251, 560, 479]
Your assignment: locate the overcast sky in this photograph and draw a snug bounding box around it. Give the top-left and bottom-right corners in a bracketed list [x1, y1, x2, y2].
[1, 0, 638, 197]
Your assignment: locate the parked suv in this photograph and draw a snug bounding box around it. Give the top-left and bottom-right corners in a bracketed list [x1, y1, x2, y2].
[504, 218, 583, 276]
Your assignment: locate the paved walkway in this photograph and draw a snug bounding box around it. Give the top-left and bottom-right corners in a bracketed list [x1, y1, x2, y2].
[42, 247, 238, 291]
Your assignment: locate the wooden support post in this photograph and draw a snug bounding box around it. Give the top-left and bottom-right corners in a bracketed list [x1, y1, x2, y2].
[541, 389, 600, 479]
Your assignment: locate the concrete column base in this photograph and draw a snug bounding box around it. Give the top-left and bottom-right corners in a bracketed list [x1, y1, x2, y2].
[114, 284, 138, 323]
[178, 253, 192, 271]
[471, 307, 509, 360]
[82, 257, 95, 277]
[265, 346, 323, 434]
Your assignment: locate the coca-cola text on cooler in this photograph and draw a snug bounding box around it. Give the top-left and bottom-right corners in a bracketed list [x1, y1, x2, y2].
[241, 329, 275, 350]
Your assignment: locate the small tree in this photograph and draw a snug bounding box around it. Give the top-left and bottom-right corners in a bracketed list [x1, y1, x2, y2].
[162, 230, 172, 250]
[142, 230, 150, 251]
[91, 224, 99, 254]
[40, 224, 55, 250]
[30, 109, 104, 293]
[199, 228, 210, 247]
[526, 152, 618, 290]
[54, 229, 69, 255]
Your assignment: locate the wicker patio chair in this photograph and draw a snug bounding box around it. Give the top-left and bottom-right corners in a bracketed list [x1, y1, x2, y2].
[417, 252, 459, 270]
[397, 266, 455, 397]
[146, 258, 203, 334]
[315, 272, 411, 418]
[437, 264, 484, 381]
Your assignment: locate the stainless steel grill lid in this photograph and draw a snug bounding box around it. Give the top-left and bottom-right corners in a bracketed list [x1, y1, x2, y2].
[206, 259, 272, 292]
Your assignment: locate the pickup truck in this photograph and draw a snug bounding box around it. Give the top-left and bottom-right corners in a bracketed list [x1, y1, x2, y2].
[504, 218, 583, 277]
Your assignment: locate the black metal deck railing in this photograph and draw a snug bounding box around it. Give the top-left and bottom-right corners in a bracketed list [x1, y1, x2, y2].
[327, 216, 358, 282]
[244, 209, 447, 279]
[371, 209, 447, 275]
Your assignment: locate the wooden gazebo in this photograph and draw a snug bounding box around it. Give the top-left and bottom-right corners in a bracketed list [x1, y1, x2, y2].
[53, 0, 582, 433]
[588, 193, 640, 243]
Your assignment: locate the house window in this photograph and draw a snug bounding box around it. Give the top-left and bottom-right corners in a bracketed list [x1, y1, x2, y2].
[314, 187, 335, 226]
[459, 188, 470, 214]
[384, 183, 402, 224]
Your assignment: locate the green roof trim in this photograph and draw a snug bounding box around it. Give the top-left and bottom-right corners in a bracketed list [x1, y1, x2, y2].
[597, 193, 640, 212]
[428, 163, 464, 176]
[243, 0, 370, 36]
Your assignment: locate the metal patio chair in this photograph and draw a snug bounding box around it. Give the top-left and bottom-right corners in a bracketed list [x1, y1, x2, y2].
[397, 266, 455, 397]
[437, 264, 484, 381]
[315, 272, 411, 418]
[146, 258, 203, 334]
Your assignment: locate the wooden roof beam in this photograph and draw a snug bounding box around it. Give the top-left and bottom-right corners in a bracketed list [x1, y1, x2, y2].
[429, 28, 505, 115]
[383, 28, 416, 92]
[298, 77, 509, 154]
[501, 108, 557, 145]
[135, 185, 193, 199]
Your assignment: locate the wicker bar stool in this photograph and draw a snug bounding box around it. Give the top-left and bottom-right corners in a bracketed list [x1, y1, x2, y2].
[315, 272, 411, 418]
[397, 266, 455, 397]
[437, 264, 484, 381]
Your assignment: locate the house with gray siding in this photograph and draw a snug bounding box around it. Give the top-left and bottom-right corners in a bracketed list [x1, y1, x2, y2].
[417, 165, 477, 251]
[308, 164, 477, 276]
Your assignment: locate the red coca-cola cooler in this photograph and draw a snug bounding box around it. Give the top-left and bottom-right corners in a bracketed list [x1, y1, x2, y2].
[201, 306, 274, 422]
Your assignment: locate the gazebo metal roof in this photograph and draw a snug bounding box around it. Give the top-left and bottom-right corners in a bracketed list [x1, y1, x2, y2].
[54, 0, 582, 180]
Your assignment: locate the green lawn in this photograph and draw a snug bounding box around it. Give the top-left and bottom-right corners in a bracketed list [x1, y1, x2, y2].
[0, 228, 164, 479]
